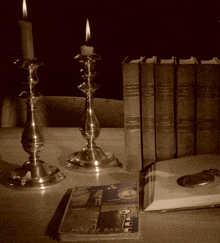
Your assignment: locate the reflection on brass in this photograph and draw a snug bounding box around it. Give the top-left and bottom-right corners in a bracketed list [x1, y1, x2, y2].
[64, 54, 122, 172]
[1, 59, 65, 190]
[177, 171, 214, 188]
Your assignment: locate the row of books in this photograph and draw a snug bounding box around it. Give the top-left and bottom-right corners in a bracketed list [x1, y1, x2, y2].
[122, 56, 220, 171]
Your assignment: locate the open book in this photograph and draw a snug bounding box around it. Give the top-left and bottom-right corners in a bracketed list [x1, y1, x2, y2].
[143, 154, 220, 212]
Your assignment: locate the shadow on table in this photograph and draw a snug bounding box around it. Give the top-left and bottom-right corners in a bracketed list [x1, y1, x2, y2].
[45, 188, 72, 241]
[0, 157, 20, 171]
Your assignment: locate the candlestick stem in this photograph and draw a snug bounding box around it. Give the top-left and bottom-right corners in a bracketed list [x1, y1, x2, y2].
[1, 59, 65, 189]
[64, 54, 123, 172]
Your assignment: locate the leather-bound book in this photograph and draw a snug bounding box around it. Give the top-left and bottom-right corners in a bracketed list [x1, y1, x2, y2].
[140, 56, 157, 168]
[176, 57, 197, 157]
[122, 57, 143, 171]
[196, 57, 220, 154]
[155, 57, 176, 161]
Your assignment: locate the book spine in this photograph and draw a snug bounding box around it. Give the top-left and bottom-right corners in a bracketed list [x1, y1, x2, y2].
[196, 64, 220, 154]
[122, 60, 142, 171]
[176, 64, 196, 157]
[140, 63, 156, 167]
[155, 63, 175, 161]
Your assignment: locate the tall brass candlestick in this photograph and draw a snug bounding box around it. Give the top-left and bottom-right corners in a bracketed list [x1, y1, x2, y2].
[1, 59, 65, 190]
[64, 54, 123, 172]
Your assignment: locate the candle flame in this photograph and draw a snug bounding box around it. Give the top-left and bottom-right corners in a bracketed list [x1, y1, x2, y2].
[86, 19, 91, 42]
[22, 0, 28, 19]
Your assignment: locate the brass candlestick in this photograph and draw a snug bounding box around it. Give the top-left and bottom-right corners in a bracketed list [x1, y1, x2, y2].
[2, 59, 65, 190]
[64, 54, 122, 172]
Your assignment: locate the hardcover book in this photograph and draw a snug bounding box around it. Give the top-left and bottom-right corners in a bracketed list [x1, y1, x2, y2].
[59, 182, 139, 241]
[142, 154, 220, 212]
[140, 56, 157, 168]
[122, 57, 143, 171]
[154, 57, 176, 161]
[196, 57, 220, 155]
[176, 57, 197, 157]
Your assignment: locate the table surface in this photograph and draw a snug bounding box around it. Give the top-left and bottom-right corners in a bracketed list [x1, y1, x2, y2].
[0, 128, 220, 243]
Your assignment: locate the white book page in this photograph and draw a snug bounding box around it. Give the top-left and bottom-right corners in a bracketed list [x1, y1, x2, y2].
[179, 57, 197, 64]
[201, 57, 220, 64]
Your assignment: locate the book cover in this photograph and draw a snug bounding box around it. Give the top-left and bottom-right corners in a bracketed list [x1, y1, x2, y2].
[176, 57, 197, 157]
[142, 154, 220, 212]
[122, 57, 143, 171]
[59, 182, 139, 241]
[196, 58, 220, 155]
[140, 56, 157, 168]
[154, 57, 176, 161]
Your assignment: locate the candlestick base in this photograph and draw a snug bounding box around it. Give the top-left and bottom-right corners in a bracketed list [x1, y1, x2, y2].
[1, 160, 65, 190]
[64, 146, 123, 173]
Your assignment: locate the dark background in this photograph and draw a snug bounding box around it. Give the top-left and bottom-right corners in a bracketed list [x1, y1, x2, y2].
[0, 0, 220, 100]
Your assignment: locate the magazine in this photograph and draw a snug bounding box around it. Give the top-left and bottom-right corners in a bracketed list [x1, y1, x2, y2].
[59, 181, 139, 241]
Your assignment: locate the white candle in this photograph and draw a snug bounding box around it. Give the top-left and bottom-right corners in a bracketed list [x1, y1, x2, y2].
[81, 19, 94, 55]
[18, 0, 35, 60]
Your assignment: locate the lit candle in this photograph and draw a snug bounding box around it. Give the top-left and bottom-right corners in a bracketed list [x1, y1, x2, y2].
[18, 0, 35, 60]
[81, 19, 94, 55]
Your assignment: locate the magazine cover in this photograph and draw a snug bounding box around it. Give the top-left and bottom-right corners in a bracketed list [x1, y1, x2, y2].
[59, 181, 139, 241]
